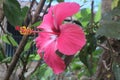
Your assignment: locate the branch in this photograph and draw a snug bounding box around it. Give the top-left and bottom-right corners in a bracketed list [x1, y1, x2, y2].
[102, 60, 110, 71]
[90, 0, 94, 24]
[42, 0, 52, 19]
[4, 35, 29, 80]
[32, 0, 46, 24]
[24, 0, 36, 26]
[25, 59, 42, 77]
[97, 43, 110, 51]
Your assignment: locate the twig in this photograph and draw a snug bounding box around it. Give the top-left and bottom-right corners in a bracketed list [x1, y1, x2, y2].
[90, 0, 94, 24]
[88, 0, 94, 33]
[64, 55, 74, 67]
[0, 24, 6, 57]
[102, 60, 110, 71]
[18, 42, 34, 80]
[107, 38, 115, 54]
[97, 43, 110, 51]
[24, 0, 36, 26]
[32, 0, 46, 24]
[29, 59, 42, 75]
[106, 38, 114, 70]
[42, 0, 52, 19]
[64, 19, 82, 26]
[0, 43, 8, 68]
[0, 23, 5, 33]
[88, 0, 94, 76]
[25, 59, 42, 78]
[0, 43, 6, 58]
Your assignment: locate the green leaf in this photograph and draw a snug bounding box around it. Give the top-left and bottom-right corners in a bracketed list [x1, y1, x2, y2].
[33, 54, 40, 60]
[30, 64, 52, 80]
[0, 51, 4, 61]
[112, 0, 119, 9]
[79, 33, 97, 75]
[72, 62, 82, 70]
[44, 68, 53, 76]
[74, 8, 91, 27]
[21, 6, 29, 18]
[95, 4, 101, 22]
[97, 21, 120, 39]
[1, 57, 12, 63]
[3, 0, 28, 26]
[74, 12, 82, 19]
[29, 54, 40, 61]
[86, 33, 97, 54]
[1, 34, 18, 46]
[79, 51, 88, 68]
[31, 21, 41, 28]
[57, 0, 64, 2]
[3, 0, 21, 26]
[81, 8, 91, 17]
[24, 41, 33, 51]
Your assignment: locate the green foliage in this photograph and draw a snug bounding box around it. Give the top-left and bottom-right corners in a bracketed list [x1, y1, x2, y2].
[74, 2, 101, 77]
[1, 57, 12, 63]
[112, 0, 119, 9]
[24, 40, 33, 51]
[3, 0, 29, 26]
[29, 54, 40, 61]
[0, 51, 4, 61]
[1, 34, 18, 46]
[33, 54, 40, 60]
[75, 8, 91, 27]
[57, 0, 64, 2]
[30, 64, 54, 80]
[95, 4, 101, 22]
[71, 57, 83, 70]
[31, 21, 41, 28]
[79, 51, 88, 68]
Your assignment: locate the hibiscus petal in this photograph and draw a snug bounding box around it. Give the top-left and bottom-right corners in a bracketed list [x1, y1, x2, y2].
[44, 41, 66, 74]
[35, 32, 54, 54]
[53, 2, 80, 25]
[37, 8, 54, 32]
[58, 23, 86, 55]
[35, 32, 65, 74]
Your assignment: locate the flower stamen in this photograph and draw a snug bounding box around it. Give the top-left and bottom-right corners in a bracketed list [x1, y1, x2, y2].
[15, 26, 40, 35]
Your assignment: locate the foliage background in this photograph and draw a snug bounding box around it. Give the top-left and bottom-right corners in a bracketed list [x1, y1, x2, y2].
[0, 0, 120, 80]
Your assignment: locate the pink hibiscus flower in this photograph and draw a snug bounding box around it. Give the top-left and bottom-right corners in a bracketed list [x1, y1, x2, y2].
[35, 2, 86, 74]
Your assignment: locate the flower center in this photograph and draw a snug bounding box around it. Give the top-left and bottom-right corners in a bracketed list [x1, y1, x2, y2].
[53, 31, 60, 36]
[52, 27, 60, 36]
[50, 35, 58, 40]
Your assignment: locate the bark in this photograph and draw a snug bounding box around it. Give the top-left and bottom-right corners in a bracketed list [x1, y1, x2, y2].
[4, 36, 29, 80]
[0, 0, 4, 22]
[101, 0, 112, 15]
